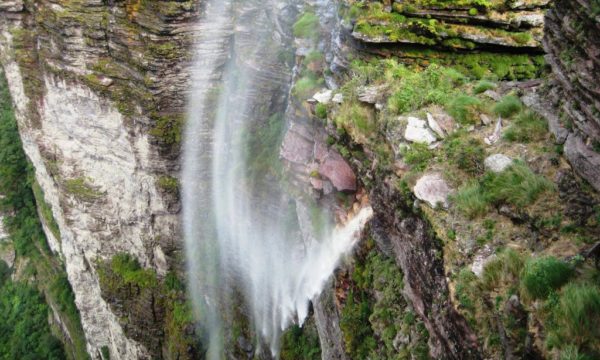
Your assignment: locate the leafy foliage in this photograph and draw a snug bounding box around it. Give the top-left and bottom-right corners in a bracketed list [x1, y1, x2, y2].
[280, 323, 321, 360]
[0, 282, 65, 359]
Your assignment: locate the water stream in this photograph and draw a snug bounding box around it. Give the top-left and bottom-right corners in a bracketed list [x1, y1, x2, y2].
[183, 0, 372, 357]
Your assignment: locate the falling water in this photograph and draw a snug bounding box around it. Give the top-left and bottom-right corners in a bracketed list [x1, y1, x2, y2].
[183, 0, 372, 357]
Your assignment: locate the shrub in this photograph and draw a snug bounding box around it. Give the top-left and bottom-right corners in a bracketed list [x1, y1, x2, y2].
[157, 175, 179, 193]
[521, 257, 573, 299]
[550, 284, 600, 350]
[473, 80, 496, 94]
[452, 182, 489, 218]
[482, 248, 525, 291]
[388, 64, 464, 114]
[447, 95, 482, 125]
[280, 324, 321, 360]
[293, 12, 319, 39]
[402, 142, 434, 171]
[315, 103, 327, 119]
[503, 110, 548, 143]
[340, 291, 377, 358]
[493, 95, 522, 118]
[445, 137, 485, 175]
[483, 162, 554, 208]
[468, 8, 479, 15]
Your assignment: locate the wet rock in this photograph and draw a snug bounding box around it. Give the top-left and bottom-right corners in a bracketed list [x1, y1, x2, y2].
[484, 154, 513, 173]
[313, 89, 333, 104]
[314, 280, 349, 360]
[280, 123, 314, 164]
[404, 117, 437, 144]
[318, 150, 357, 192]
[564, 134, 600, 192]
[413, 173, 452, 208]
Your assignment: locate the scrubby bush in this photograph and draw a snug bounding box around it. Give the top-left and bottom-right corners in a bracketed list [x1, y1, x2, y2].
[293, 12, 320, 39]
[493, 95, 522, 118]
[521, 257, 573, 299]
[452, 182, 489, 218]
[447, 95, 482, 124]
[280, 324, 321, 360]
[387, 64, 464, 114]
[445, 137, 485, 175]
[402, 142, 434, 171]
[473, 80, 496, 94]
[549, 284, 600, 351]
[503, 110, 548, 143]
[483, 162, 554, 208]
[315, 103, 327, 119]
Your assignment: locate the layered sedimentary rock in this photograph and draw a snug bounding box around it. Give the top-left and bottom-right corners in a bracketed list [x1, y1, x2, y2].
[0, 0, 198, 357]
[343, 0, 548, 51]
[542, 0, 600, 191]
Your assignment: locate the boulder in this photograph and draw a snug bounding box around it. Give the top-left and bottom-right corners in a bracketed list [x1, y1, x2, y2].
[313, 89, 333, 104]
[404, 117, 437, 144]
[413, 173, 452, 208]
[318, 151, 357, 192]
[358, 85, 386, 104]
[484, 154, 513, 173]
[427, 112, 446, 139]
[332, 93, 343, 104]
[280, 124, 314, 164]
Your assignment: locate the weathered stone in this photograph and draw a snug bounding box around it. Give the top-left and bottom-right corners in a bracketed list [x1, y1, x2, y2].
[484, 154, 513, 173]
[404, 116, 437, 144]
[480, 114, 492, 126]
[427, 112, 446, 139]
[318, 150, 357, 192]
[357, 84, 386, 104]
[484, 117, 503, 145]
[482, 89, 502, 101]
[281, 124, 314, 164]
[332, 93, 343, 104]
[413, 173, 452, 208]
[313, 89, 333, 104]
[564, 134, 600, 192]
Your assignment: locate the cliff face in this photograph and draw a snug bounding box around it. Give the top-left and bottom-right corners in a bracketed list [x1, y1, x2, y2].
[0, 0, 197, 358]
[541, 0, 600, 191]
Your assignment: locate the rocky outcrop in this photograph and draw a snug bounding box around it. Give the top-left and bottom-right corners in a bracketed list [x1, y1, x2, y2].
[0, 0, 198, 357]
[542, 0, 600, 191]
[370, 179, 480, 359]
[344, 0, 547, 51]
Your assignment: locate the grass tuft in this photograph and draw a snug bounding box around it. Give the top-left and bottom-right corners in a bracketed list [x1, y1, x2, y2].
[493, 95, 522, 118]
[503, 110, 548, 143]
[447, 95, 482, 125]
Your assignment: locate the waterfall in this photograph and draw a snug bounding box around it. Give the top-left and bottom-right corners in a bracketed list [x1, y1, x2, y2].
[183, 0, 372, 357]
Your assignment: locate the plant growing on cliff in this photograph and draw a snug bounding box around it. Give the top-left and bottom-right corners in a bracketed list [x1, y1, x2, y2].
[503, 110, 548, 143]
[493, 95, 522, 118]
[447, 95, 482, 125]
[521, 257, 573, 300]
[293, 12, 320, 40]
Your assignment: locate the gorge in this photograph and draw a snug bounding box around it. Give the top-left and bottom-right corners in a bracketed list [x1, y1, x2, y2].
[0, 0, 599, 359]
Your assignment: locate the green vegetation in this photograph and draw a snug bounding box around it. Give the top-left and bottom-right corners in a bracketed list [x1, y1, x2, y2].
[280, 323, 321, 360]
[521, 257, 573, 299]
[315, 103, 328, 119]
[444, 137, 485, 175]
[97, 253, 200, 358]
[32, 181, 61, 240]
[473, 80, 496, 94]
[0, 282, 65, 359]
[0, 69, 89, 359]
[402, 142, 434, 171]
[340, 242, 430, 359]
[447, 95, 482, 125]
[503, 110, 548, 142]
[293, 75, 323, 99]
[157, 175, 179, 193]
[453, 162, 553, 218]
[387, 64, 465, 114]
[335, 102, 375, 136]
[63, 177, 104, 202]
[493, 95, 522, 118]
[293, 12, 320, 39]
[149, 114, 185, 145]
[547, 283, 600, 356]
